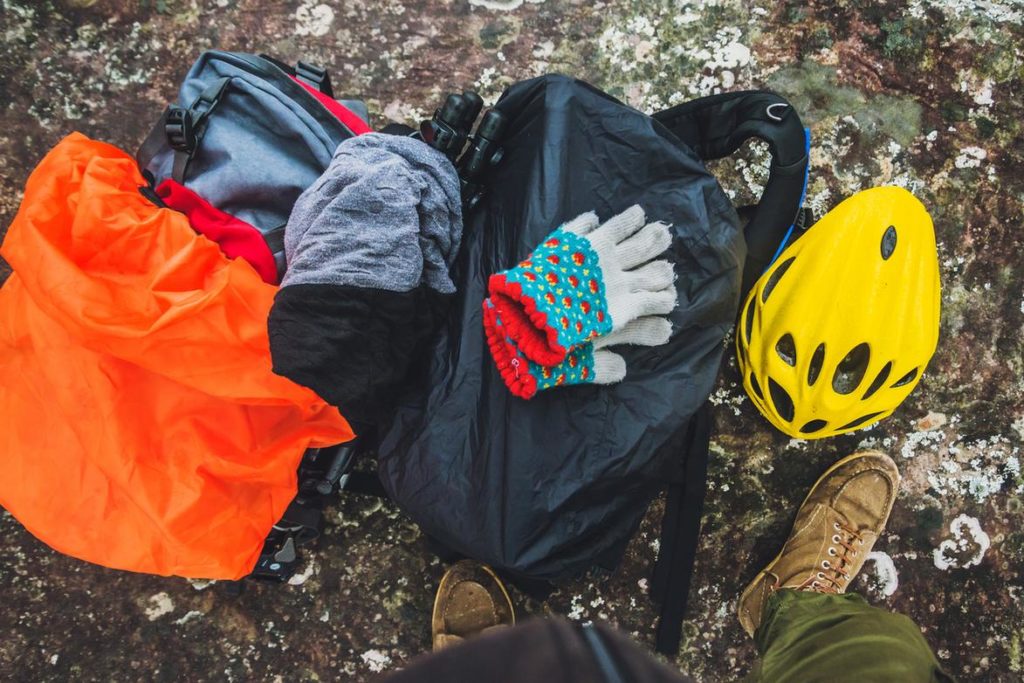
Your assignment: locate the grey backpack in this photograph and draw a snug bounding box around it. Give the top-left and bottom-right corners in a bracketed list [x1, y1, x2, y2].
[136, 50, 369, 279]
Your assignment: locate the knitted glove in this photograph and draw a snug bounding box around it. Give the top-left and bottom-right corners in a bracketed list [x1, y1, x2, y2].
[483, 299, 672, 399]
[488, 205, 676, 366]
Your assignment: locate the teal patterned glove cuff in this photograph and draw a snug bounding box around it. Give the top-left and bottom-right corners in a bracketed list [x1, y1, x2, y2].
[488, 224, 613, 366]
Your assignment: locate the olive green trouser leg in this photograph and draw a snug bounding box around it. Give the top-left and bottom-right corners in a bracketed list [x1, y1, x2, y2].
[748, 589, 955, 683]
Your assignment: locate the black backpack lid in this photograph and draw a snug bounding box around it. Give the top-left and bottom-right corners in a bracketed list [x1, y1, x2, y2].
[378, 75, 751, 579]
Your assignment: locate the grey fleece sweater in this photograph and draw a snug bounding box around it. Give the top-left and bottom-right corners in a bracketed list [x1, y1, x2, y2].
[269, 132, 464, 423]
[281, 132, 463, 294]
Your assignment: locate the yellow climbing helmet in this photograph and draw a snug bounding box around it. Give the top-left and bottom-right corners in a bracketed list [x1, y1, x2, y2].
[736, 186, 941, 439]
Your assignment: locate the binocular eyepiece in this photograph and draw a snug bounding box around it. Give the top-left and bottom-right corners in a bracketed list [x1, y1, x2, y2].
[421, 90, 483, 161]
[420, 90, 508, 209]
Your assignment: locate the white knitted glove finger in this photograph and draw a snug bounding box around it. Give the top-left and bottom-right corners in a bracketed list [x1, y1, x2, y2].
[624, 259, 675, 292]
[608, 284, 677, 325]
[591, 349, 627, 384]
[615, 221, 673, 270]
[564, 204, 644, 242]
[561, 211, 600, 235]
[594, 316, 673, 349]
[567, 204, 676, 332]
[633, 286, 677, 318]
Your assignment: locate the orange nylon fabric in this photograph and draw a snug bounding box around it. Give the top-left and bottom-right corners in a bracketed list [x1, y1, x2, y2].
[0, 133, 354, 579]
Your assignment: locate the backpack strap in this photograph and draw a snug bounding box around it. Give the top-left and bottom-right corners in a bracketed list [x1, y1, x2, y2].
[262, 223, 287, 257]
[258, 54, 335, 97]
[135, 76, 231, 185]
[580, 623, 629, 683]
[652, 90, 810, 293]
[643, 94, 808, 652]
[249, 442, 358, 582]
[649, 401, 713, 655]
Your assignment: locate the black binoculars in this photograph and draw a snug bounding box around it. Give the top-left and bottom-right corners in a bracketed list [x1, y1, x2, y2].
[420, 90, 507, 210]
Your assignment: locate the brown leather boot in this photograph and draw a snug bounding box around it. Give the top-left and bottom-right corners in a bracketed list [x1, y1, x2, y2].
[738, 450, 900, 638]
[432, 560, 515, 650]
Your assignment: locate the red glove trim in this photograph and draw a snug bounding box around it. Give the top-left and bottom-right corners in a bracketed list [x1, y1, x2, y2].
[482, 300, 538, 399]
[487, 274, 568, 366]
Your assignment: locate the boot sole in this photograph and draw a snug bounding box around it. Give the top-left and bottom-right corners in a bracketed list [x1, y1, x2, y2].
[737, 449, 898, 637]
[432, 561, 516, 650]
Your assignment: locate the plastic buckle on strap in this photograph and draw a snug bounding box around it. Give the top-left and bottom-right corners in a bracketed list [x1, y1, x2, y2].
[790, 206, 816, 238]
[295, 61, 332, 95]
[164, 106, 196, 152]
[251, 535, 301, 582]
[275, 499, 325, 545]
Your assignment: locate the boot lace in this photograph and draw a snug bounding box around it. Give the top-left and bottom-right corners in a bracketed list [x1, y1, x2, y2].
[798, 519, 864, 594]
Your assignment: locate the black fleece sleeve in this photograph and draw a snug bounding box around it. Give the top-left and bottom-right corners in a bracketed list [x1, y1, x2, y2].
[268, 283, 451, 425]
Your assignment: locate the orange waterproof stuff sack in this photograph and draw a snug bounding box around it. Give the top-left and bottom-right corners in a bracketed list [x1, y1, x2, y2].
[0, 134, 353, 579]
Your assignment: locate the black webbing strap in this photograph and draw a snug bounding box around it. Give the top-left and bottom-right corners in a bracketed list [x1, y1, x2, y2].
[138, 177, 167, 209]
[249, 444, 359, 582]
[295, 61, 333, 97]
[262, 224, 287, 257]
[257, 54, 335, 98]
[134, 77, 230, 185]
[581, 624, 628, 683]
[643, 97, 806, 638]
[650, 401, 713, 655]
[135, 107, 172, 175]
[652, 90, 808, 293]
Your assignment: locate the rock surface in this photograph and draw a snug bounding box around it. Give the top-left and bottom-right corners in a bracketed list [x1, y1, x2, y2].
[1, 0, 1022, 680]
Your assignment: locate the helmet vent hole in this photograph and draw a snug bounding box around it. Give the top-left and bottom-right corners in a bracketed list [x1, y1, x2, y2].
[761, 257, 796, 304]
[862, 361, 893, 400]
[800, 419, 828, 434]
[838, 411, 885, 431]
[749, 373, 764, 400]
[808, 343, 826, 386]
[881, 225, 897, 259]
[744, 300, 755, 343]
[832, 343, 870, 395]
[776, 334, 797, 366]
[891, 367, 919, 388]
[768, 378, 795, 422]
